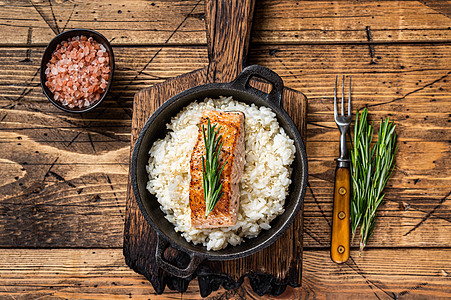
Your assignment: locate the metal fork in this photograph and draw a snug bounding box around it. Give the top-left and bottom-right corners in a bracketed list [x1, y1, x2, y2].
[331, 75, 351, 264]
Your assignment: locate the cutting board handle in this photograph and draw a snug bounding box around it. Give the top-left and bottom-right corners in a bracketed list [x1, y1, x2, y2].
[205, 0, 256, 83]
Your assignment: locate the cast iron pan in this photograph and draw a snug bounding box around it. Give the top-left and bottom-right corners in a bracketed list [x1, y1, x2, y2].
[131, 65, 308, 278]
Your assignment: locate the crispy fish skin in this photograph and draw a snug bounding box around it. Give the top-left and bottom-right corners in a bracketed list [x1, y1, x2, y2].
[189, 110, 245, 228]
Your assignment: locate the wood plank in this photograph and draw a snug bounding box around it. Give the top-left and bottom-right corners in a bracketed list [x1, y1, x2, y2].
[0, 248, 449, 299]
[1, 0, 450, 46]
[254, 0, 451, 44]
[0, 0, 206, 46]
[0, 44, 449, 248]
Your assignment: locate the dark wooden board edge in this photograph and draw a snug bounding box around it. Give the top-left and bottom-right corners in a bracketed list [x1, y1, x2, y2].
[124, 68, 307, 296]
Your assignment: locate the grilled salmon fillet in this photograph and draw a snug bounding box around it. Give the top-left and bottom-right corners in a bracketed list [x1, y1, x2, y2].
[189, 110, 245, 228]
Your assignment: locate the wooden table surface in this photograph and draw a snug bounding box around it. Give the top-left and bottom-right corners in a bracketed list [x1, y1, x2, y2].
[1, 0, 450, 299]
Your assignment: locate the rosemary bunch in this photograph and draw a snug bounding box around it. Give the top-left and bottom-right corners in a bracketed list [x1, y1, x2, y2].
[350, 108, 374, 239]
[202, 119, 227, 217]
[350, 108, 398, 253]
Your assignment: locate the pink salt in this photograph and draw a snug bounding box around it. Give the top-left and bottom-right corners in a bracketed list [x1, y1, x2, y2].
[45, 35, 111, 109]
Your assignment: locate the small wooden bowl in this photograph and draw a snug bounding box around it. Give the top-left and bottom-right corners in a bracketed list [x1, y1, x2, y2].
[40, 29, 115, 113]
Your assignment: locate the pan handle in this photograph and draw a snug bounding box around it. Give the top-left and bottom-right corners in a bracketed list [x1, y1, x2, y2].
[155, 235, 204, 279]
[231, 65, 284, 108]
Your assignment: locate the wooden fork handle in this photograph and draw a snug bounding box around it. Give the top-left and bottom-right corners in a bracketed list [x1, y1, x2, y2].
[331, 166, 350, 263]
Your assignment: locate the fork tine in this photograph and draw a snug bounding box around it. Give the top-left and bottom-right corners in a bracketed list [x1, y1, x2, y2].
[341, 75, 345, 116]
[334, 75, 338, 119]
[348, 76, 351, 117]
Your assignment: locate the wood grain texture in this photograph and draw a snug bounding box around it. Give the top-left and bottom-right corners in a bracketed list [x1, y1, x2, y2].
[0, 248, 449, 299]
[0, 0, 450, 296]
[205, 0, 255, 82]
[1, 0, 450, 46]
[331, 167, 351, 264]
[1, 44, 449, 249]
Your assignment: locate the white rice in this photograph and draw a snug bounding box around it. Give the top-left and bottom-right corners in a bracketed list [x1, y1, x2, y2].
[146, 96, 295, 250]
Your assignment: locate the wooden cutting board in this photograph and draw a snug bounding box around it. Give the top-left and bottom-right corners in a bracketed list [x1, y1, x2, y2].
[123, 0, 307, 296]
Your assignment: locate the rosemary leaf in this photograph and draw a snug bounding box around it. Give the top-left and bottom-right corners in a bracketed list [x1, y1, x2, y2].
[350, 108, 397, 253]
[202, 119, 227, 217]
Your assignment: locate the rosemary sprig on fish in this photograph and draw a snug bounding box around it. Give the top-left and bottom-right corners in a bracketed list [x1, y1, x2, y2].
[202, 118, 227, 217]
[190, 110, 245, 228]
